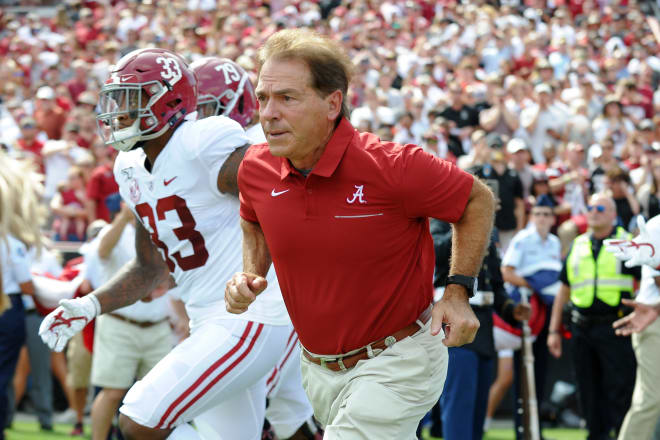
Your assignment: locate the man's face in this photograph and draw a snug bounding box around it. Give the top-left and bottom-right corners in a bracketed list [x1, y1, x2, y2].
[256, 58, 340, 164]
[605, 176, 627, 197]
[537, 91, 551, 107]
[531, 207, 555, 232]
[586, 196, 616, 230]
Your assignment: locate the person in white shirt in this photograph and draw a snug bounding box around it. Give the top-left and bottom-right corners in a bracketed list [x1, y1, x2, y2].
[518, 83, 567, 164]
[39, 48, 294, 440]
[192, 56, 319, 440]
[605, 215, 660, 336]
[0, 153, 43, 440]
[86, 203, 172, 440]
[617, 264, 660, 440]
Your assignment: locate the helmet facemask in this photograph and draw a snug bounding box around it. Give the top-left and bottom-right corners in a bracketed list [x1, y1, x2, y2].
[96, 80, 169, 151]
[196, 73, 248, 120]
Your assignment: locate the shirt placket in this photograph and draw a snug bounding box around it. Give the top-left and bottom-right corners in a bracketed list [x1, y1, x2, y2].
[303, 176, 314, 220]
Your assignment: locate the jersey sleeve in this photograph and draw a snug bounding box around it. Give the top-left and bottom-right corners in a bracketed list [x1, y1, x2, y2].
[397, 146, 474, 223]
[187, 116, 250, 197]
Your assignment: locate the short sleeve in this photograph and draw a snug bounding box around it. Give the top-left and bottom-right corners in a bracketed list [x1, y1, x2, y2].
[11, 240, 32, 284]
[502, 234, 524, 268]
[188, 116, 250, 197]
[399, 146, 474, 222]
[513, 174, 523, 199]
[559, 257, 570, 286]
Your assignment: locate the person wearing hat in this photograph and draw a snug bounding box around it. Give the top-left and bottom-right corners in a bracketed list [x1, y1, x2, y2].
[14, 117, 45, 173]
[534, 58, 554, 84]
[507, 138, 534, 200]
[548, 193, 639, 440]
[592, 94, 635, 155]
[520, 83, 567, 164]
[439, 82, 480, 152]
[470, 140, 525, 254]
[33, 86, 68, 140]
[501, 194, 561, 440]
[427, 220, 529, 440]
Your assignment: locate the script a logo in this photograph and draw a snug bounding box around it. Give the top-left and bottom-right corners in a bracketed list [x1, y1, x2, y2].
[346, 185, 367, 204]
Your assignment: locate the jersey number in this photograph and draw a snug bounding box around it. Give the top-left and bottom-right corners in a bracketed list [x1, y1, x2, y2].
[135, 195, 209, 272]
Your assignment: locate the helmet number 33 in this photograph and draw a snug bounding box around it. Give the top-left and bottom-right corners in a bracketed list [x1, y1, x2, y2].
[157, 56, 182, 83]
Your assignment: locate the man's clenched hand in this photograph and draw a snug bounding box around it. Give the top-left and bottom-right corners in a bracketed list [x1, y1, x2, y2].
[225, 272, 267, 314]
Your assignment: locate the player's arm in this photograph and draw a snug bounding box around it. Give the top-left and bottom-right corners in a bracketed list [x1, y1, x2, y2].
[39, 216, 172, 352]
[225, 218, 272, 314]
[93, 217, 172, 313]
[216, 144, 250, 196]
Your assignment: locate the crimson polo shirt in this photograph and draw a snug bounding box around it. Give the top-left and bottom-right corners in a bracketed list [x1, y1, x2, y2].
[238, 118, 474, 354]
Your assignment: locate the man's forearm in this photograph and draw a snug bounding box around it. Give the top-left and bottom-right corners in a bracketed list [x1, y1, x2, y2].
[92, 259, 169, 313]
[450, 179, 495, 277]
[240, 218, 272, 277]
[514, 198, 525, 230]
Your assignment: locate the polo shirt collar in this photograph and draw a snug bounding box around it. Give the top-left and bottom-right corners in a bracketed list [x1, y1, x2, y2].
[279, 117, 355, 180]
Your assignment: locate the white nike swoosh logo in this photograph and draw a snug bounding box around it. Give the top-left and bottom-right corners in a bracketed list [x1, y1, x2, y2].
[271, 189, 290, 197]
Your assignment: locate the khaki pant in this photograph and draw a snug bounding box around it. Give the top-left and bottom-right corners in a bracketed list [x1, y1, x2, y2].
[618, 317, 660, 440]
[300, 320, 447, 440]
[66, 332, 92, 389]
[91, 314, 172, 389]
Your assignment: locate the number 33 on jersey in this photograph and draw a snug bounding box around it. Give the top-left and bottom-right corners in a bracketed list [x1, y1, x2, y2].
[113, 116, 250, 298]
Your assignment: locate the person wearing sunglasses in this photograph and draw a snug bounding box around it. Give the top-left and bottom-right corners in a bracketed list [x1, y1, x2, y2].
[499, 194, 561, 439]
[547, 193, 640, 440]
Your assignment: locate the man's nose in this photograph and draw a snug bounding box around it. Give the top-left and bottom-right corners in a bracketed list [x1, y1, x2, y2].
[259, 98, 279, 120]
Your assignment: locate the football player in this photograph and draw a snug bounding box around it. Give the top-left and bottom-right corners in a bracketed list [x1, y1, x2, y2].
[191, 56, 321, 440]
[605, 214, 660, 335]
[39, 48, 292, 440]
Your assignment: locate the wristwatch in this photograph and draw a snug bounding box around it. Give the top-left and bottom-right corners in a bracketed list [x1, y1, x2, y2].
[446, 275, 478, 298]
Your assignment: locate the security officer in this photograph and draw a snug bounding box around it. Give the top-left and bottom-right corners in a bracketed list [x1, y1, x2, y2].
[428, 219, 529, 440]
[0, 234, 36, 439]
[502, 194, 562, 440]
[548, 193, 639, 440]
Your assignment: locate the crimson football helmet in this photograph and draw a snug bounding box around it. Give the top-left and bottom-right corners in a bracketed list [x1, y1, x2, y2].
[190, 57, 257, 128]
[96, 48, 197, 151]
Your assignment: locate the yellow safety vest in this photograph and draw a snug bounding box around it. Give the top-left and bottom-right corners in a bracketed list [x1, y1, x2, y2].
[566, 227, 635, 308]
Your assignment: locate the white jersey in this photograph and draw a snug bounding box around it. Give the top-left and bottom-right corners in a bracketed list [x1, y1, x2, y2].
[245, 123, 267, 144]
[114, 116, 288, 328]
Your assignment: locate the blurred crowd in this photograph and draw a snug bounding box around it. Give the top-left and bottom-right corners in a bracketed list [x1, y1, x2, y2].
[1, 0, 660, 436]
[0, 0, 659, 248]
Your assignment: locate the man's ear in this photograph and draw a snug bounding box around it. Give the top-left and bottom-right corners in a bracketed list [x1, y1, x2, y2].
[326, 89, 343, 121]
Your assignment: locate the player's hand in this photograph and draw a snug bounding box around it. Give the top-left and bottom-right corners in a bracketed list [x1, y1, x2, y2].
[547, 332, 562, 358]
[605, 215, 660, 269]
[39, 295, 101, 352]
[225, 272, 267, 314]
[613, 298, 660, 336]
[431, 285, 480, 346]
[513, 303, 531, 321]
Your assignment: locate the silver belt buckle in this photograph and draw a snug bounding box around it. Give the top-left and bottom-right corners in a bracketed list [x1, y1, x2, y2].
[384, 335, 397, 347]
[320, 357, 337, 369]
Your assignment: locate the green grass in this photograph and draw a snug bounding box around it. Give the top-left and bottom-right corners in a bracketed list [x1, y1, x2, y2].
[5, 421, 587, 439]
[421, 427, 588, 440]
[6, 422, 89, 439]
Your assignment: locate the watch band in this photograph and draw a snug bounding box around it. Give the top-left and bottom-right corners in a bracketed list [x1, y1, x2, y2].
[446, 274, 477, 298]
